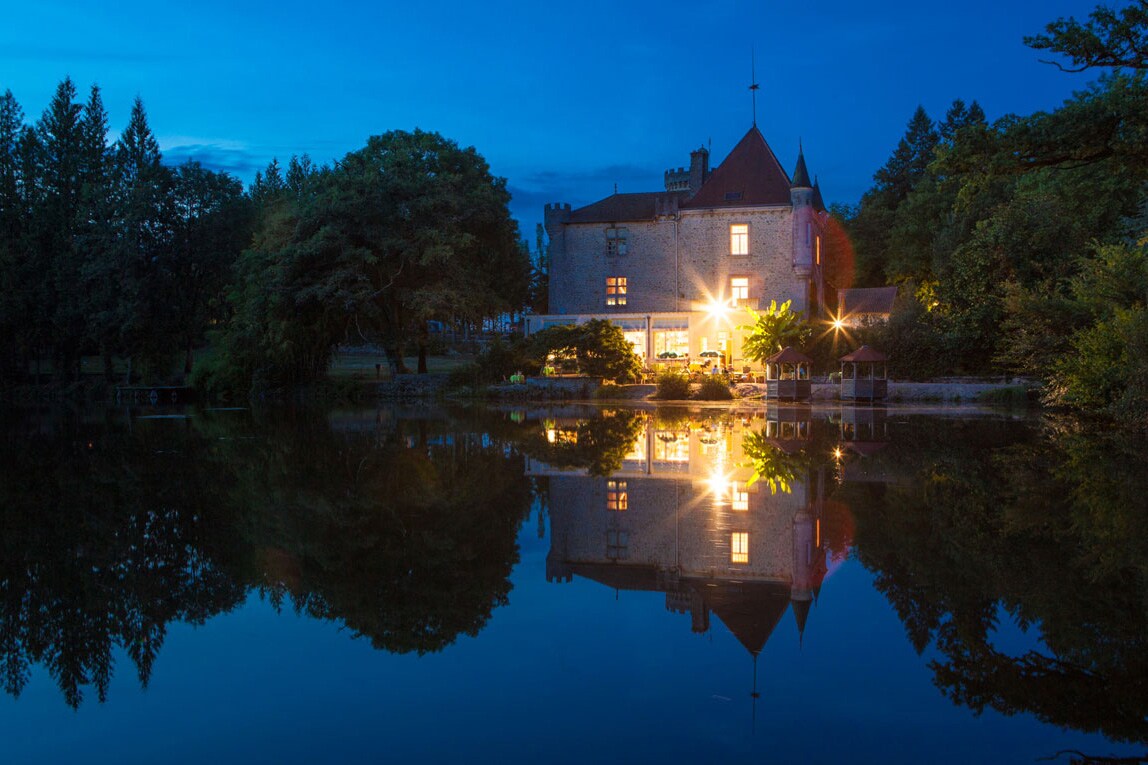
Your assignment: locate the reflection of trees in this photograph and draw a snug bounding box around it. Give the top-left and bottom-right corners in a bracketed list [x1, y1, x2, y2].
[740, 429, 807, 494]
[518, 409, 646, 476]
[0, 412, 243, 707]
[0, 406, 532, 705]
[218, 410, 532, 654]
[838, 416, 1148, 744]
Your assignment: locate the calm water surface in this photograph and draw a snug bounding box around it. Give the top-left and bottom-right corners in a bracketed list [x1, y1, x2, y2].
[0, 402, 1145, 764]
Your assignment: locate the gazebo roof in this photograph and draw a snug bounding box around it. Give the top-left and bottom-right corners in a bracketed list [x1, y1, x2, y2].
[840, 345, 888, 363]
[765, 346, 813, 364]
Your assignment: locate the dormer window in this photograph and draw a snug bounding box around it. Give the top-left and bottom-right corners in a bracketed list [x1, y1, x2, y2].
[606, 227, 629, 256]
[730, 224, 749, 256]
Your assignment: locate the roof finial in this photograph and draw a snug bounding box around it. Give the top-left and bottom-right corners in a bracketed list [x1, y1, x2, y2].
[749, 46, 760, 126]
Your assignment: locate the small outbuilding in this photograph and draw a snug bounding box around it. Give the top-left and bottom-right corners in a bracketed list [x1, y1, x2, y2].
[840, 345, 888, 401]
[764, 347, 813, 401]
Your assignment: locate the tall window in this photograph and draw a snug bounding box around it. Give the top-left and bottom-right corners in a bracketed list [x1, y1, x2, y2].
[606, 227, 629, 256]
[607, 529, 629, 560]
[606, 276, 627, 306]
[731, 532, 749, 564]
[730, 224, 749, 256]
[730, 276, 749, 306]
[606, 480, 628, 511]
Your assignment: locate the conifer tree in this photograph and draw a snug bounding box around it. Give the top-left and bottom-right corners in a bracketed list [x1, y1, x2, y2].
[112, 96, 172, 380]
[0, 90, 25, 375]
[34, 78, 86, 377]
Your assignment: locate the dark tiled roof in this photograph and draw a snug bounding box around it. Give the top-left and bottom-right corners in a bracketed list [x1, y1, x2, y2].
[765, 346, 813, 364]
[839, 286, 897, 315]
[693, 579, 793, 656]
[568, 191, 688, 224]
[791, 150, 811, 188]
[682, 126, 793, 209]
[812, 178, 826, 212]
[840, 345, 888, 362]
[568, 562, 663, 591]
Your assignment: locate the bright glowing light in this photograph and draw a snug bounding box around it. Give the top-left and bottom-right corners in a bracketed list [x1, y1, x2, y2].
[706, 468, 733, 504]
[833, 447, 843, 460]
[707, 299, 733, 320]
[832, 317, 845, 331]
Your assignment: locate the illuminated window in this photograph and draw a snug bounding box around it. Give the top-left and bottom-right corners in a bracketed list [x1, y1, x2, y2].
[607, 529, 629, 560]
[606, 276, 628, 306]
[730, 277, 749, 306]
[606, 227, 629, 256]
[731, 482, 749, 511]
[606, 480, 628, 511]
[731, 532, 749, 564]
[730, 224, 749, 256]
[816, 235, 821, 265]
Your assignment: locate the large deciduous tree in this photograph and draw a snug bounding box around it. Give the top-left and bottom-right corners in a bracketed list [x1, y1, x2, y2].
[212, 130, 529, 393]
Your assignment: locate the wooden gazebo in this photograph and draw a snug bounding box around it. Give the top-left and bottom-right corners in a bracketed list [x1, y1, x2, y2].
[764, 347, 812, 401]
[840, 345, 888, 401]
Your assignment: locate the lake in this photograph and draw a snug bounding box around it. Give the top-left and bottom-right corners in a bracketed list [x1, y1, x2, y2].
[0, 402, 1145, 764]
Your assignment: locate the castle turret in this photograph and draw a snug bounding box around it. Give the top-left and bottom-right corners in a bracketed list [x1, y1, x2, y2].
[790, 504, 816, 641]
[688, 146, 709, 196]
[790, 145, 815, 282]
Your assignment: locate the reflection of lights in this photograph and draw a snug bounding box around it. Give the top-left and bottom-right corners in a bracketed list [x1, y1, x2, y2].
[706, 468, 733, 505]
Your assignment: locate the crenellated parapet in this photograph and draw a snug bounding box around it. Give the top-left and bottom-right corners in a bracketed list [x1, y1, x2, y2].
[544, 202, 571, 233]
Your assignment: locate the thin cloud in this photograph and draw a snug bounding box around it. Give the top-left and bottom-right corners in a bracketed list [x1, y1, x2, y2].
[161, 144, 265, 182]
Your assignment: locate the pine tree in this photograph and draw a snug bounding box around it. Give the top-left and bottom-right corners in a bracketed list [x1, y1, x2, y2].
[34, 78, 86, 378]
[873, 106, 939, 202]
[76, 85, 120, 378]
[0, 90, 26, 374]
[112, 96, 172, 381]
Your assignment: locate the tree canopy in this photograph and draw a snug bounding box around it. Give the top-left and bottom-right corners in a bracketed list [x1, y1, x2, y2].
[204, 129, 530, 394]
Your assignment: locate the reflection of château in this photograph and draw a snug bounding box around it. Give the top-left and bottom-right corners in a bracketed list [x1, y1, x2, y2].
[529, 410, 849, 655]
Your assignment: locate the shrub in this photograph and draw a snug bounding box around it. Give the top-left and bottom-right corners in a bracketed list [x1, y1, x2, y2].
[595, 382, 623, 399]
[530, 319, 642, 383]
[694, 375, 734, 400]
[654, 369, 691, 400]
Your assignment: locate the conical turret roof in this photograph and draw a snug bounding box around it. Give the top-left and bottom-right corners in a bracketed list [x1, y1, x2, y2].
[791, 146, 811, 188]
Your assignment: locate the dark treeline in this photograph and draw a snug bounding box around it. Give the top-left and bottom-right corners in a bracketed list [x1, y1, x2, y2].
[0, 79, 252, 385]
[838, 2, 1148, 423]
[0, 80, 533, 396]
[0, 406, 535, 707]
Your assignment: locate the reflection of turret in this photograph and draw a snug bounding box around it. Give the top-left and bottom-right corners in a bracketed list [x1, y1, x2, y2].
[791, 504, 816, 639]
[792, 468, 832, 642]
[546, 555, 573, 584]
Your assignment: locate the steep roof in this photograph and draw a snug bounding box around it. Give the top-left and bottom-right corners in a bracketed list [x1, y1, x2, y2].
[681, 126, 793, 209]
[840, 345, 888, 363]
[839, 286, 898, 315]
[791, 148, 811, 188]
[765, 346, 813, 364]
[567, 191, 688, 224]
[697, 580, 793, 656]
[812, 177, 826, 212]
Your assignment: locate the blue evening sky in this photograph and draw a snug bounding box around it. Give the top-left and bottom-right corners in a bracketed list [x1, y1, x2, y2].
[2, 0, 1102, 238]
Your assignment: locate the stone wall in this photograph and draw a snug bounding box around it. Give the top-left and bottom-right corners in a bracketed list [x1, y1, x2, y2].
[549, 206, 808, 316]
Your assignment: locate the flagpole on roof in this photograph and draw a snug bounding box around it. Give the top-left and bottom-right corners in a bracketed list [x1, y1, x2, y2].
[749, 46, 760, 126]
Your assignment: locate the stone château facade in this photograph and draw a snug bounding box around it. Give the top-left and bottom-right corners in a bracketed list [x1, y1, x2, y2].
[526, 125, 830, 369]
